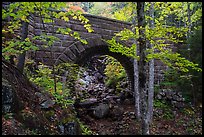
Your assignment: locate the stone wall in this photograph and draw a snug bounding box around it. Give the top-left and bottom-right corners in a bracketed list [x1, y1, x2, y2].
[3, 2, 174, 91]
[27, 12, 172, 87]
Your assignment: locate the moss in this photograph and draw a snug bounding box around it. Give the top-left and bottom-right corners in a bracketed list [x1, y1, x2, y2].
[60, 110, 77, 125]
[44, 110, 55, 121]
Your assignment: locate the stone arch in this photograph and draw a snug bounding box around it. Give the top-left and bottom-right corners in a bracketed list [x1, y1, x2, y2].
[55, 37, 134, 94]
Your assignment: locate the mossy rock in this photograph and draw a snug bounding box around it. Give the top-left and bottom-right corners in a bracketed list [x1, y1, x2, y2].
[57, 108, 82, 135]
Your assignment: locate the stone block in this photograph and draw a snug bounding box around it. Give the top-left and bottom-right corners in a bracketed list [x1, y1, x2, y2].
[58, 53, 73, 63]
[54, 52, 62, 59]
[28, 24, 35, 33]
[75, 42, 85, 53]
[40, 58, 56, 66]
[92, 27, 103, 34]
[36, 51, 52, 58]
[54, 18, 66, 26]
[69, 45, 80, 55]
[63, 35, 75, 41]
[78, 32, 98, 39]
[62, 41, 73, 47]
[64, 49, 76, 61]
[52, 46, 66, 53]
[55, 33, 65, 40]
[71, 24, 87, 32]
[53, 41, 62, 47]
[34, 29, 43, 35]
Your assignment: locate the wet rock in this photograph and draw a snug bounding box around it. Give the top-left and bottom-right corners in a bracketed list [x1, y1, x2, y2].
[2, 85, 14, 113]
[103, 95, 119, 101]
[40, 99, 55, 109]
[166, 91, 172, 100]
[59, 121, 81, 135]
[35, 92, 48, 104]
[2, 78, 19, 114]
[160, 91, 166, 96]
[77, 79, 87, 85]
[64, 122, 81, 135]
[83, 71, 89, 77]
[95, 84, 105, 91]
[120, 81, 128, 88]
[129, 111, 135, 116]
[78, 98, 98, 108]
[84, 75, 93, 84]
[108, 89, 115, 94]
[94, 72, 104, 81]
[154, 108, 163, 116]
[100, 93, 108, 99]
[157, 94, 162, 100]
[175, 102, 185, 108]
[172, 95, 179, 101]
[116, 99, 121, 103]
[93, 103, 109, 119]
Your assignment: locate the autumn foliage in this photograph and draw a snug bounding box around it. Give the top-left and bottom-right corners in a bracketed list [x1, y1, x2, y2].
[67, 5, 85, 13]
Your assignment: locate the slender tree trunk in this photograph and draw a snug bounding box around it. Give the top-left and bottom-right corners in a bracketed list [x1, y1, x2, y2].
[147, 2, 155, 124]
[17, 21, 28, 73]
[137, 2, 149, 135]
[131, 2, 141, 120]
[134, 59, 140, 119]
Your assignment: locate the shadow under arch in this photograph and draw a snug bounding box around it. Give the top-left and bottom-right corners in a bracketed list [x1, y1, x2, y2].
[75, 45, 134, 95]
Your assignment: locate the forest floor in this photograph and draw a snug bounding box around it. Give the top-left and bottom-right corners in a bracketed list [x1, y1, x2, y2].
[77, 101, 202, 135]
[2, 99, 202, 135]
[2, 58, 202, 135]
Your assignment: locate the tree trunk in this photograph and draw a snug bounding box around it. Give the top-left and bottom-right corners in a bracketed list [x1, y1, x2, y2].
[137, 2, 149, 135]
[147, 2, 155, 124]
[17, 21, 28, 73]
[134, 59, 140, 119]
[131, 2, 141, 120]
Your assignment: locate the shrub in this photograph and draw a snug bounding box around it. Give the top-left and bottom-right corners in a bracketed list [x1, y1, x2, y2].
[104, 56, 126, 89]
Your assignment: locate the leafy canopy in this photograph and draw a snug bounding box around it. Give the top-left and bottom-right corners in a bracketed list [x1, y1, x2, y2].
[106, 2, 202, 73]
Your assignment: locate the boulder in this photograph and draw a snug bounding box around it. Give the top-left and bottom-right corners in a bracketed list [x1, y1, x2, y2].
[94, 72, 104, 82]
[63, 122, 81, 135]
[93, 103, 109, 119]
[78, 98, 98, 108]
[40, 99, 55, 109]
[2, 78, 19, 114]
[35, 92, 49, 104]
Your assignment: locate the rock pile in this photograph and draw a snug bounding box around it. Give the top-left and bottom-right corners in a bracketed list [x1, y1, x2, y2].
[72, 56, 133, 120]
[156, 89, 186, 108]
[75, 72, 129, 119]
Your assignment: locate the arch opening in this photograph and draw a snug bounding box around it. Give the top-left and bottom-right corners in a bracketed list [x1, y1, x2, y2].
[75, 45, 134, 96]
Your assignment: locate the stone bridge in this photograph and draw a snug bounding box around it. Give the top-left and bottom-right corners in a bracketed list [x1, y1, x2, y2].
[25, 12, 168, 92]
